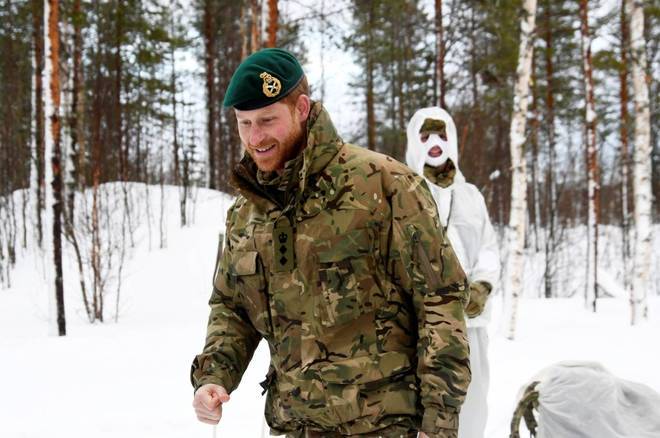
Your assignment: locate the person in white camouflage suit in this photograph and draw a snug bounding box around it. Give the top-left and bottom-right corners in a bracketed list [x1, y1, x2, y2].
[406, 107, 501, 438]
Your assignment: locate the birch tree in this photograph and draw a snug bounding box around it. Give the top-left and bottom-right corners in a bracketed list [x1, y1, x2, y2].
[505, 0, 537, 340]
[44, 0, 65, 336]
[619, 0, 631, 299]
[626, 0, 652, 324]
[67, 0, 84, 220]
[542, 0, 558, 299]
[32, 0, 46, 248]
[203, 0, 217, 190]
[580, 0, 600, 312]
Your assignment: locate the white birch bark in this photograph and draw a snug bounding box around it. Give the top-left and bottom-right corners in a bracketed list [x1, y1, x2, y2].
[43, 0, 56, 336]
[580, 0, 599, 312]
[505, 0, 537, 340]
[619, 0, 632, 306]
[626, 0, 652, 324]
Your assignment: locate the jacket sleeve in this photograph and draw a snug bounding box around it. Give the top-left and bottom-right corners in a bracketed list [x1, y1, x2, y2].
[388, 174, 471, 437]
[469, 187, 501, 288]
[190, 230, 262, 394]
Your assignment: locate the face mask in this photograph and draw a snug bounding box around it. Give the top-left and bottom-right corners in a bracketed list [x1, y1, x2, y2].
[421, 132, 450, 167]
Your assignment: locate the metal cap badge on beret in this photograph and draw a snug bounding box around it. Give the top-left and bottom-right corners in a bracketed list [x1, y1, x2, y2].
[223, 48, 304, 110]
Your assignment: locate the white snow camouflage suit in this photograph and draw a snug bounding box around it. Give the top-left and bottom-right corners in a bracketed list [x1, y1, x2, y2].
[406, 107, 501, 438]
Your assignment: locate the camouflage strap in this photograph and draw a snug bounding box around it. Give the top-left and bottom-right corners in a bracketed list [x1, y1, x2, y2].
[510, 381, 540, 438]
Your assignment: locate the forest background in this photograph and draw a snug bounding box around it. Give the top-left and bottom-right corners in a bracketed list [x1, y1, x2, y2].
[1, 0, 659, 436]
[0, 0, 658, 340]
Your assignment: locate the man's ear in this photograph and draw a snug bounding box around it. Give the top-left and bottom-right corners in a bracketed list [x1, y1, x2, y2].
[295, 94, 311, 123]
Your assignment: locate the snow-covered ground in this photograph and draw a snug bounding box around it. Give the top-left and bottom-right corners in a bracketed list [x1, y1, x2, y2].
[1, 184, 658, 438]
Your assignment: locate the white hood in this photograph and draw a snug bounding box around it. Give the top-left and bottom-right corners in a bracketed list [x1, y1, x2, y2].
[405, 106, 464, 185]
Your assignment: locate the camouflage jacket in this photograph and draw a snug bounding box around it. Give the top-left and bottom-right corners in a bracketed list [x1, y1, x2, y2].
[191, 103, 471, 437]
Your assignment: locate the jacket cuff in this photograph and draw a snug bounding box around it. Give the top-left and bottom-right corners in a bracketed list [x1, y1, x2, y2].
[193, 375, 229, 394]
[421, 408, 459, 437]
[190, 356, 234, 394]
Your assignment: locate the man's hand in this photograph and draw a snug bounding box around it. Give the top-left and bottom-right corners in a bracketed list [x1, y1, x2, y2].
[192, 384, 230, 425]
[418, 433, 429, 438]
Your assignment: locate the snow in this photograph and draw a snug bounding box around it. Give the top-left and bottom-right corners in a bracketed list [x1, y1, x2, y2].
[1, 184, 659, 437]
[487, 297, 660, 437]
[597, 267, 626, 298]
[488, 169, 501, 181]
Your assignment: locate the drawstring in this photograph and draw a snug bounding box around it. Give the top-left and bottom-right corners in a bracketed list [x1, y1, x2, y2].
[443, 190, 454, 233]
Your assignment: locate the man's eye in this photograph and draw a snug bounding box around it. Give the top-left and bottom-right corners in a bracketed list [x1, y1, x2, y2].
[440, 133, 447, 141]
[240, 121, 251, 127]
[420, 133, 429, 142]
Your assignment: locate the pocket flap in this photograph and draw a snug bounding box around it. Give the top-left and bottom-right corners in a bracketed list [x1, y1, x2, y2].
[232, 251, 259, 276]
[314, 228, 372, 263]
[320, 351, 412, 385]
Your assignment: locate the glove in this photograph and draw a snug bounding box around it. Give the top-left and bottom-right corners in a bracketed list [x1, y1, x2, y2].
[465, 281, 492, 318]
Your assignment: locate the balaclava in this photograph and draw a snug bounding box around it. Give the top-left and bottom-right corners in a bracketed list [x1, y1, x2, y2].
[405, 107, 464, 189]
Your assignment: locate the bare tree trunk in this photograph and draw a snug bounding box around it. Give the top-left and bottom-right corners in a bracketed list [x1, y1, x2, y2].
[216, 86, 226, 192]
[619, 0, 632, 299]
[47, 0, 66, 336]
[114, 1, 124, 183]
[250, 0, 262, 53]
[319, 0, 326, 102]
[168, 9, 184, 226]
[91, 146, 102, 322]
[366, 2, 375, 151]
[32, 0, 45, 248]
[543, 0, 557, 299]
[626, 0, 652, 324]
[159, 143, 166, 250]
[203, 0, 217, 189]
[469, 5, 478, 111]
[435, 0, 446, 109]
[181, 137, 191, 228]
[61, 0, 92, 322]
[240, 3, 248, 59]
[580, 0, 600, 312]
[21, 186, 28, 250]
[115, 185, 128, 323]
[90, 12, 103, 322]
[144, 134, 153, 251]
[171, 36, 180, 187]
[0, 201, 7, 288]
[67, 0, 84, 222]
[505, 0, 537, 341]
[266, 0, 278, 48]
[530, 53, 542, 255]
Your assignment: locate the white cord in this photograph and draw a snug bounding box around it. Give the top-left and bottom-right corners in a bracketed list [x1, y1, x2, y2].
[212, 424, 217, 438]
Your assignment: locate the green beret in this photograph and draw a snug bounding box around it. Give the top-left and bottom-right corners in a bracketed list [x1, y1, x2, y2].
[223, 48, 304, 110]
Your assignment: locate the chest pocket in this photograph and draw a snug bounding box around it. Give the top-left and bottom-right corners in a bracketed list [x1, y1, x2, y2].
[230, 250, 272, 335]
[313, 227, 385, 328]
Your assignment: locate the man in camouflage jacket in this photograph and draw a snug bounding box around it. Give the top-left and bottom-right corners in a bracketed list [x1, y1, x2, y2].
[191, 48, 471, 438]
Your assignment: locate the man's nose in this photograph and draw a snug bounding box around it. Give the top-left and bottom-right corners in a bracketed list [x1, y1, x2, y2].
[249, 126, 266, 146]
